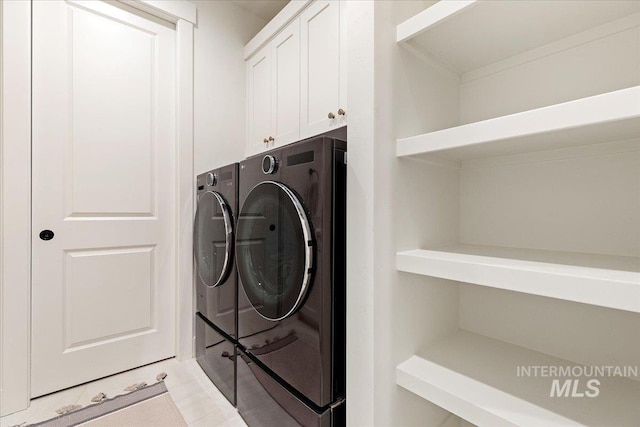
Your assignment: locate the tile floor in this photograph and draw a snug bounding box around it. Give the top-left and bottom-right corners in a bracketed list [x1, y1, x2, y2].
[0, 358, 247, 427]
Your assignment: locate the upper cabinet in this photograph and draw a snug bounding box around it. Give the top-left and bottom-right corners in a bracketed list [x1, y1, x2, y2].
[246, 22, 300, 156]
[300, 0, 347, 139]
[245, 1, 347, 156]
[246, 45, 272, 154]
[272, 19, 301, 147]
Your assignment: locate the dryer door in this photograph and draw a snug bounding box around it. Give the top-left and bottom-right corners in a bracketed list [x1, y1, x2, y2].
[236, 181, 314, 321]
[194, 191, 234, 287]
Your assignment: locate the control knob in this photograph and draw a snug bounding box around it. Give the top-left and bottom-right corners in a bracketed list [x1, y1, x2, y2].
[262, 155, 278, 175]
[206, 172, 217, 186]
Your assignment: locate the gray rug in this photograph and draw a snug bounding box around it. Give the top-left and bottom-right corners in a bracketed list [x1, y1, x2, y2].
[27, 382, 187, 427]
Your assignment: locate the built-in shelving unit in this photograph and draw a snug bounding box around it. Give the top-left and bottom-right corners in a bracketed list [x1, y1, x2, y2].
[396, 86, 640, 161]
[397, 245, 640, 313]
[397, 331, 640, 427]
[393, 0, 640, 425]
[396, 0, 640, 78]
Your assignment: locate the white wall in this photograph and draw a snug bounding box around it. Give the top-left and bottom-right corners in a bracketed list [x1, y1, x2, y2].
[193, 1, 266, 174]
[376, 2, 463, 426]
[345, 2, 376, 425]
[456, 13, 640, 383]
[460, 25, 640, 124]
[1, 0, 32, 416]
[347, 2, 465, 426]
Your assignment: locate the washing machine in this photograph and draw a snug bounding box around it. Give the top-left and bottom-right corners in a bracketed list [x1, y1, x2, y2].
[194, 163, 238, 406]
[235, 136, 346, 426]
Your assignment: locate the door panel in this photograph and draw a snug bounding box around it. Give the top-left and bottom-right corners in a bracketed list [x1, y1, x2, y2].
[69, 6, 154, 215]
[272, 19, 300, 146]
[31, 0, 176, 397]
[300, 0, 342, 138]
[247, 46, 272, 155]
[64, 247, 154, 348]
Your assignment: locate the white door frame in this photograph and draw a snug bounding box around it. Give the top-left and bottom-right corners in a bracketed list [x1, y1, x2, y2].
[0, 0, 196, 415]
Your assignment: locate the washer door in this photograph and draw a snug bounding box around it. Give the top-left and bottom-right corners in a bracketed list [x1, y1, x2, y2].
[236, 181, 313, 321]
[194, 191, 233, 287]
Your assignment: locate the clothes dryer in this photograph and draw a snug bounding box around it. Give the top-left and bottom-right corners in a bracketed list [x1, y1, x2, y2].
[236, 137, 346, 425]
[194, 163, 238, 405]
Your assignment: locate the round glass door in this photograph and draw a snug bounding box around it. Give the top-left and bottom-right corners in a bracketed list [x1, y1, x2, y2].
[236, 181, 314, 321]
[194, 191, 233, 287]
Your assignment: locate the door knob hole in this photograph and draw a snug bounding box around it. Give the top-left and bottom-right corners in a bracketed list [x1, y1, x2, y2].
[40, 230, 55, 241]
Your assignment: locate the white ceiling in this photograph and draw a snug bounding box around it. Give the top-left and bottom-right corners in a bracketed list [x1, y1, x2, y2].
[233, 0, 289, 22]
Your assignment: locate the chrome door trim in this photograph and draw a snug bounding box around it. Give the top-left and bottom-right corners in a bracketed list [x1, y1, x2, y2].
[194, 190, 233, 288]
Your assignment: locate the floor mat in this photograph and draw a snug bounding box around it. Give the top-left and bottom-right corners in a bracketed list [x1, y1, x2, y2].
[27, 382, 187, 427]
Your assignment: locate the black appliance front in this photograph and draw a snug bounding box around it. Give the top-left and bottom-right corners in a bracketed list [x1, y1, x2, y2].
[236, 137, 346, 410]
[195, 163, 238, 339]
[237, 348, 344, 427]
[196, 313, 236, 406]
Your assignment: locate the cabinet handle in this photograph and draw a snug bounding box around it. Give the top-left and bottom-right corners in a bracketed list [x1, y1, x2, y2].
[328, 112, 335, 119]
[263, 138, 269, 144]
[338, 108, 346, 116]
[268, 136, 275, 142]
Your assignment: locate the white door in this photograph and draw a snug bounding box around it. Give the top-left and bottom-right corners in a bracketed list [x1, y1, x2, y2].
[247, 45, 273, 155]
[271, 19, 300, 147]
[300, 0, 347, 139]
[31, 0, 176, 397]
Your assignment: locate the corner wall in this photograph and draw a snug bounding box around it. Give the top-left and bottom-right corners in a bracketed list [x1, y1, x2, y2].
[345, 2, 376, 424]
[1, 0, 32, 415]
[346, 1, 462, 425]
[192, 1, 266, 173]
[373, 2, 462, 426]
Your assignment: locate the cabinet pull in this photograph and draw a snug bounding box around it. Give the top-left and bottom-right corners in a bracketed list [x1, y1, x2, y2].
[263, 138, 269, 144]
[328, 112, 335, 119]
[268, 136, 275, 142]
[338, 108, 346, 116]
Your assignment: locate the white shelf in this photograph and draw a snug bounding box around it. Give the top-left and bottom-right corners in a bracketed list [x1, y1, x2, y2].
[396, 0, 476, 44]
[396, 0, 640, 75]
[397, 331, 640, 427]
[396, 244, 640, 313]
[396, 86, 640, 161]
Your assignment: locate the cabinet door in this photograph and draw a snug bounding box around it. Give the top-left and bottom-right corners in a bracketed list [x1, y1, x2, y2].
[300, 0, 346, 139]
[271, 19, 300, 147]
[247, 45, 272, 155]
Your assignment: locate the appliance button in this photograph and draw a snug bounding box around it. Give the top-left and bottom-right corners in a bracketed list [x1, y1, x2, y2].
[262, 155, 278, 175]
